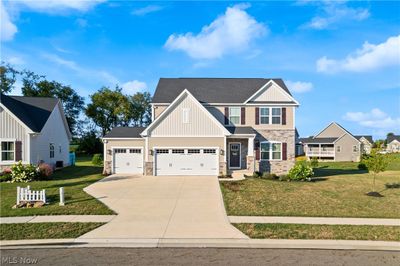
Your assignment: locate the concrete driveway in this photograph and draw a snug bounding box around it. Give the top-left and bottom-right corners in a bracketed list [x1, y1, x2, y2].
[79, 175, 247, 240]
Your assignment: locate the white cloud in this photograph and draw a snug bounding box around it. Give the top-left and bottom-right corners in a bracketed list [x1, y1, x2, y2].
[164, 3, 266, 59]
[16, 0, 105, 13]
[5, 56, 25, 65]
[304, 1, 369, 30]
[343, 108, 400, 130]
[317, 35, 400, 73]
[285, 80, 313, 93]
[1, 1, 17, 41]
[122, 80, 147, 95]
[131, 5, 163, 16]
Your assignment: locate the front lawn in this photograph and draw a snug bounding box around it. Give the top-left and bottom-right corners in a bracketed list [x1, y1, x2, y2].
[0, 156, 114, 217]
[0, 222, 104, 240]
[221, 169, 400, 218]
[234, 223, 400, 241]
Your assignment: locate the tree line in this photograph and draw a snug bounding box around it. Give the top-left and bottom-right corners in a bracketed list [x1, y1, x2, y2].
[1, 62, 151, 152]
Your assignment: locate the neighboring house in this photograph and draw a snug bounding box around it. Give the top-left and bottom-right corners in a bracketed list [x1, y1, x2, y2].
[386, 135, 400, 153]
[295, 128, 304, 156]
[300, 122, 367, 162]
[103, 78, 299, 176]
[0, 94, 71, 169]
[355, 135, 373, 154]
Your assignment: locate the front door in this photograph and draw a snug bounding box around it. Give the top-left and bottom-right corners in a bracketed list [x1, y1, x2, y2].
[229, 143, 241, 169]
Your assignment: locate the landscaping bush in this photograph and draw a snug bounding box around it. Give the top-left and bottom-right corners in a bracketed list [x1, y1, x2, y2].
[288, 164, 314, 181]
[92, 154, 103, 166]
[310, 157, 319, 168]
[10, 161, 38, 183]
[358, 162, 368, 170]
[0, 168, 12, 182]
[385, 182, 400, 189]
[262, 172, 278, 180]
[37, 163, 53, 179]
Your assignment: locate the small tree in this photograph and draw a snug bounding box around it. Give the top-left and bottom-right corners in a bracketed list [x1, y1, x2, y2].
[364, 150, 389, 196]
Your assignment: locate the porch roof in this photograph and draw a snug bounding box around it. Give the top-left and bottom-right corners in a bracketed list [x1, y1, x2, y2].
[300, 137, 338, 144]
[225, 126, 256, 135]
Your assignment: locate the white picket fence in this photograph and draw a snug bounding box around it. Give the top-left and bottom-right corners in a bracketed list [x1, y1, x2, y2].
[17, 186, 46, 204]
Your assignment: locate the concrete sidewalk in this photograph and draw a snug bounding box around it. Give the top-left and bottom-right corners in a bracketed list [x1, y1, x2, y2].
[1, 238, 399, 251]
[229, 216, 400, 226]
[0, 215, 116, 224]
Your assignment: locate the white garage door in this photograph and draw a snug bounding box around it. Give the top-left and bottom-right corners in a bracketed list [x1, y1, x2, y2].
[155, 148, 218, 176]
[113, 148, 143, 174]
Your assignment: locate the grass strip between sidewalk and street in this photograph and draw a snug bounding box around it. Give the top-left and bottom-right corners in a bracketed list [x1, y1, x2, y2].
[234, 223, 400, 241]
[0, 222, 105, 240]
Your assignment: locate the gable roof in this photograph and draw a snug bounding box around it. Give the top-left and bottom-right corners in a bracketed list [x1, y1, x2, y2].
[142, 89, 231, 136]
[152, 78, 293, 104]
[355, 135, 373, 144]
[103, 127, 146, 138]
[387, 135, 400, 143]
[314, 122, 360, 143]
[226, 126, 255, 135]
[299, 137, 338, 144]
[0, 94, 59, 133]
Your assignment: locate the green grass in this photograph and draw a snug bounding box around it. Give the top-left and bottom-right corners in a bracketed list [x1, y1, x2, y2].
[0, 222, 104, 240]
[221, 169, 400, 218]
[0, 156, 114, 217]
[387, 153, 400, 171]
[234, 223, 400, 241]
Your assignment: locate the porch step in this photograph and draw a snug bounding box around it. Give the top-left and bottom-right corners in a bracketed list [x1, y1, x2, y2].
[230, 170, 252, 179]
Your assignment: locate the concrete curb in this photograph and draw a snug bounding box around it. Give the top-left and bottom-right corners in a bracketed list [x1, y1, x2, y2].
[1, 238, 399, 251]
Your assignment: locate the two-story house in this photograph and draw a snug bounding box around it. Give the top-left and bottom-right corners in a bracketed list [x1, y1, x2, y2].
[386, 135, 400, 153]
[300, 122, 372, 162]
[102, 78, 299, 176]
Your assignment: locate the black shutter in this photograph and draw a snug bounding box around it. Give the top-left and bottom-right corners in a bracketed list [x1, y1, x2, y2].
[241, 107, 246, 125]
[282, 107, 286, 125]
[224, 107, 229, 125]
[255, 107, 259, 125]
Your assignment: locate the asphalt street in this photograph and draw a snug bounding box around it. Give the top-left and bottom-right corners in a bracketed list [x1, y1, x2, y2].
[1, 248, 399, 266]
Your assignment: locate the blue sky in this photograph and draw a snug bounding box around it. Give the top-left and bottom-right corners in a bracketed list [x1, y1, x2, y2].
[1, 0, 399, 139]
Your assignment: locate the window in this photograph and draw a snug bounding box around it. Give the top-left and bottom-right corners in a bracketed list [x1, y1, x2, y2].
[114, 149, 126, 153]
[336, 146, 341, 152]
[50, 143, 55, 158]
[59, 145, 62, 154]
[1, 141, 15, 161]
[353, 145, 358, 152]
[188, 149, 200, 154]
[271, 108, 281, 124]
[129, 149, 141, 153]
[156, 149, 169, 154]
[203, 149, 216, 154]
[229, 107, 241, 125]
[259, 107, 281, 124]
[182, 108, 190, 124]
[260, 142, 282, 160]
[172, 149, 185, 154]
[260, 107, 269, 124]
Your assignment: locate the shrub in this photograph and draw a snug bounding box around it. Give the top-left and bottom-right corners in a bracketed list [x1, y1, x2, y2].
[385, 182, 400, 189]
[358, 162, 368, 170]
[310, 157, 319, 168]
[92, 154, 103, 166]
[278, 174, 289, 181]
[0, 168, 12, 182]
[10, 161, 38, 183]
[288, 164, 314, 181]
[262, 172, 278, 180]
[37, 163, 53, 179]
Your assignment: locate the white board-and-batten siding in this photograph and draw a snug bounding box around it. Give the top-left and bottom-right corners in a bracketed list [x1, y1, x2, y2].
[0, 106, 29, 163]
[150, 94, 224, 136]
[251, 83, 292, 102]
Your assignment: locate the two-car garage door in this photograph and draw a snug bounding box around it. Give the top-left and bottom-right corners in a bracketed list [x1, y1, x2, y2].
[155, 148, 218, 176]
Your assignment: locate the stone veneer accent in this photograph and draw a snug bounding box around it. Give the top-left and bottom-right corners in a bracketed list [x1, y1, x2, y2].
[145, 162, 153, 176]
[246, 155, 255, 172]
[256, 129, 296, 175]
[219, 161, 227, 175]
[103, 161, 112, 175]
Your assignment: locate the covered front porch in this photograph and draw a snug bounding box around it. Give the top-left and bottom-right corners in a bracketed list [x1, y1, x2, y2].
[225, 127, 256, 175]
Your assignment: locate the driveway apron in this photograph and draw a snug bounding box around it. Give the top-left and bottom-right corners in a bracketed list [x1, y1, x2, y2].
[79, 175, 246, 239]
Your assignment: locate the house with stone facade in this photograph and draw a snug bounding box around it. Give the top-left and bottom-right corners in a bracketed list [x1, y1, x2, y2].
[102, 78, 298, 176]
[386, 135, 400, 153]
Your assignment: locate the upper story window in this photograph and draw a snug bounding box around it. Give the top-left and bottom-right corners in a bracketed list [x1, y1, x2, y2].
[353, 145, 358, 152]
[259, 107, 281, 125]
[1, 141, 15, 162]
[182, 108, 190, 124]
[260, 141, 282, 160]
[229, 107, 241, 125]
[50, 143, 55, 158]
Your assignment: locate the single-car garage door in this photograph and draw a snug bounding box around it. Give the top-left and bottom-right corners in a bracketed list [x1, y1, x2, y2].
[113, 148, 143, 174]
[155, 148, 218, 176]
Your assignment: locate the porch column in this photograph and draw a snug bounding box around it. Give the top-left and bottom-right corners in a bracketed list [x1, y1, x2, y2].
[248, 137, 254, 156]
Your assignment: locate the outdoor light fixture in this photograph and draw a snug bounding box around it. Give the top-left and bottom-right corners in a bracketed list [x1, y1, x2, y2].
[150, 150, 154, 156]
[220, 149, 224, 155]
[107, 149, 112, 155]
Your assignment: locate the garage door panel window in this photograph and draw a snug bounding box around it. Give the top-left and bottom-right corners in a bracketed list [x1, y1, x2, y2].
[156, 149, 169, 154]
[129, 149, 141, 153]
[172, 149, 185, 154]
[188, 149, 200, 154]
[115, 149, 126, 153]
[203, 149, 217, 154]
